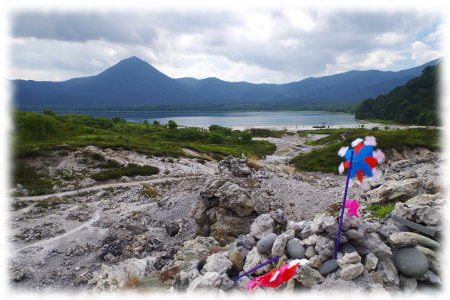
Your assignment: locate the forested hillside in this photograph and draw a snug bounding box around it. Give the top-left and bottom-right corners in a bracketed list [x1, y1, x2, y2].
[354, 63, 440, 125]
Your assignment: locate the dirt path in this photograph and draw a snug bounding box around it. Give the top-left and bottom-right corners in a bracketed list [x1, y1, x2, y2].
[14, 176, 184, 201]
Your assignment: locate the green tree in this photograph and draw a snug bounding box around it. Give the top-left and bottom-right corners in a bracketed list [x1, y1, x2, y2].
[167, 120, 178, 130]
[19, 112, 59, 140]
[153, 120, 161, 126]
[112, 116, 126, 124]
[240, 132, 253, 144]
[143, 119, 150, 129]
[208, 132, 224, 144]
[42, 109, 56, 117]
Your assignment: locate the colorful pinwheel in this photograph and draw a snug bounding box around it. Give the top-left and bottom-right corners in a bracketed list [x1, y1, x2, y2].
[245, 259, 308, 291]
[338, 136, 384, 189]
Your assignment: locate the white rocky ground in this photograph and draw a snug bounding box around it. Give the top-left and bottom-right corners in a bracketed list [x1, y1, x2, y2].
[6, 131, 446, 294]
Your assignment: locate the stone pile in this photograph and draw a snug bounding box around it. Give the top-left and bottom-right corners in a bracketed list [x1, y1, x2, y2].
[18, 223, 66, 240]
[170, 195, 444, 295]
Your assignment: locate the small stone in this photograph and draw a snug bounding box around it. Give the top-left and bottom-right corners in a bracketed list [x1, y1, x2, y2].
[301, 234, 318, 246]
[296, 265, 324, 287]
[286, 238, 306, 259]
[425, 270, 441, 286]
[229, 249, 244, 273]
[388, 232, 417, 248]
[338, 243, 356, 255]
[305, 245, 317, 259]
[403, 232, 440, 249]
[394, 247, 429, 277]
[250, 214, 276, 239]
[415, 246, 443, 274]
[308, 255, 322, 269]
[271, 229, 295, 257]
[364, 253, 378, 271]
[256, 233, 277, 254]
[236, 234, 255, 250]
[399, 273, 417, 294]
[197, 258, 206, 271]
[269, 209, 288, 227]
[339, 263, 364, 280]
[337, 252, 361, 266]
[319, 259, 338, 275]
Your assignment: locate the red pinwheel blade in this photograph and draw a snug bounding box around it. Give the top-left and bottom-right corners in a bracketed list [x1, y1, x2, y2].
[357, 169, 363, 183]
[344, 161, 350, 169]
[354, 142, 364, 155]
[364, 156, 377, 168]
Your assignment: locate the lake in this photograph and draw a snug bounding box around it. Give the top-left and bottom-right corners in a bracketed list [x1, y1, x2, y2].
[71, 111, 365, 126]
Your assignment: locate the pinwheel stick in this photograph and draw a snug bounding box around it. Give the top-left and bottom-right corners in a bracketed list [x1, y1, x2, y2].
[233, 256, 279, 281]
[334, 151, 354, 259]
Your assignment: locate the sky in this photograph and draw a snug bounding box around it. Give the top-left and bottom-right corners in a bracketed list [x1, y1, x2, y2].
[2, 1, 448, 84]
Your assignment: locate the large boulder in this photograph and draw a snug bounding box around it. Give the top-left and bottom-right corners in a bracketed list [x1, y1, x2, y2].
[218, 154, 251, 177]
[365, 178, 441, 205]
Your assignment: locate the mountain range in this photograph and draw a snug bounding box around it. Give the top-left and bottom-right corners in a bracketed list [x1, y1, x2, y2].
[11, 56, 442, 109]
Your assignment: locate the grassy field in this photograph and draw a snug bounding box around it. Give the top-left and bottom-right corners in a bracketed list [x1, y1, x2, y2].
[293, 127, 441, 174]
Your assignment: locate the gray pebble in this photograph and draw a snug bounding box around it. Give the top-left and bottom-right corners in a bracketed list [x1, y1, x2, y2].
[256, 233, 277, 254]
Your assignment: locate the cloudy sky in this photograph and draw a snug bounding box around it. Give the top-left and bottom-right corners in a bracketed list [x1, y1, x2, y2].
[3, 1, 448, 84]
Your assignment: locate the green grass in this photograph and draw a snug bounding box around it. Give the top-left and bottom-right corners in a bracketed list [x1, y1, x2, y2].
[11, 201, 29, 210]
[248, 128, 295, 138]
[11, 163, 54, 195]
[366, 203, 395, 219]
[293, 128, 441, 174]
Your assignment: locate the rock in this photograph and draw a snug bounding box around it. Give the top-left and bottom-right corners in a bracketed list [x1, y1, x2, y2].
[210, 213, 253, 243]
[310, 212, 327, 234]
[229, 249, 244, 273]
[165, 221, 180, 237]
[235, 234, 255, 251]
[388, 232, 417, 248]
[394, 247, 429, 277]
[338, 243, 356, 255]
[250, 192, 270, 215]
[364, 253, 379, 271]
[353, 233, 393, 259]
[301, 234, 318, 246]
[365, 178, 441, 205]
[400, 170, 418, 179]
[214, 181, 254, 217]
[173, 271, 190, 291]
[119, 176, 132, 182]
[399, 273, 417, 294]
[339, 263, 364, 280]
[315, 236, 335, 262]
[376, 258, 400, 286]
[235, 275, 251, 289]
[186, 272, 222, 294]
[308, 255, 322, 269]
[415, 246, 442, 274]
[311, 272, 364, 294]
[378, 224, 401, 239]
[405, 193, 444, 205]
[403, 232, 440, 249]
[269, 209, 288, 227]
[415, 206, 441, 226]
[286, 221, 306, 234]
[392, 215, 436, 237]
[250, 214, 276, 239]
[197, 258, 206, 271]
[296, 265, 324, 287]
[299, 224, 313, 240]
[337, 252, 361, 266]
[344, 229, 366, 244]
[204, 253, 233, 275]
[91, 258, 151, 291]
[10, 268, 26, 282]
[286, 238, 306, 259]
[220, 273, 235, 290]
[256, 233, 277, 254]
[271, 229, 295, 257]
[174, 236, 220, 262]
[425, 270, 442, 286]
[218, 154, 251, 177]
[319, 259, 338, 275]
[305, 246, 317, 259]
[243, 248, 270, 276]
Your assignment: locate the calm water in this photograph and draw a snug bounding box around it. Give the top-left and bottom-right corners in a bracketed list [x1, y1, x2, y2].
[69, 111, 364, 126]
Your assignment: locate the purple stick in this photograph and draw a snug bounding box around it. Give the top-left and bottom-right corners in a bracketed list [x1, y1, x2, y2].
[232, 256, 279, 281]
[334, 151, 354, 259]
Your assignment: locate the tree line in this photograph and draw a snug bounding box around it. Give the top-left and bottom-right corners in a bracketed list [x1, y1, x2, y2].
[354, 63, 440, 126]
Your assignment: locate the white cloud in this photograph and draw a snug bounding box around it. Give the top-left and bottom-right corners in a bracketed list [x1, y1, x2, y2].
[424, 23, 447, 43]
[411, 41, 441, 65]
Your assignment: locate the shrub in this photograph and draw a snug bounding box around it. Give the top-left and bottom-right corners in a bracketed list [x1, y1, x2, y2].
[90, 164, 159, 181]
[366, 203, 395, 219]
[240, 132, 253, 144]
[371, 126, 379, 131]
[208, 132, 225, 144]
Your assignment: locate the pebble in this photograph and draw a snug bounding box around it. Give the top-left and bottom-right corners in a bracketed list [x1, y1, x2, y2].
[256, 233, 277, 254]
[286, 238, 306, 259]
[394, 247, 429, 277]
[403, 232, 440, 249]
[338, 243, 356, 255]
[319, 259, 338, 275]
[197, 258, 206, 271]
